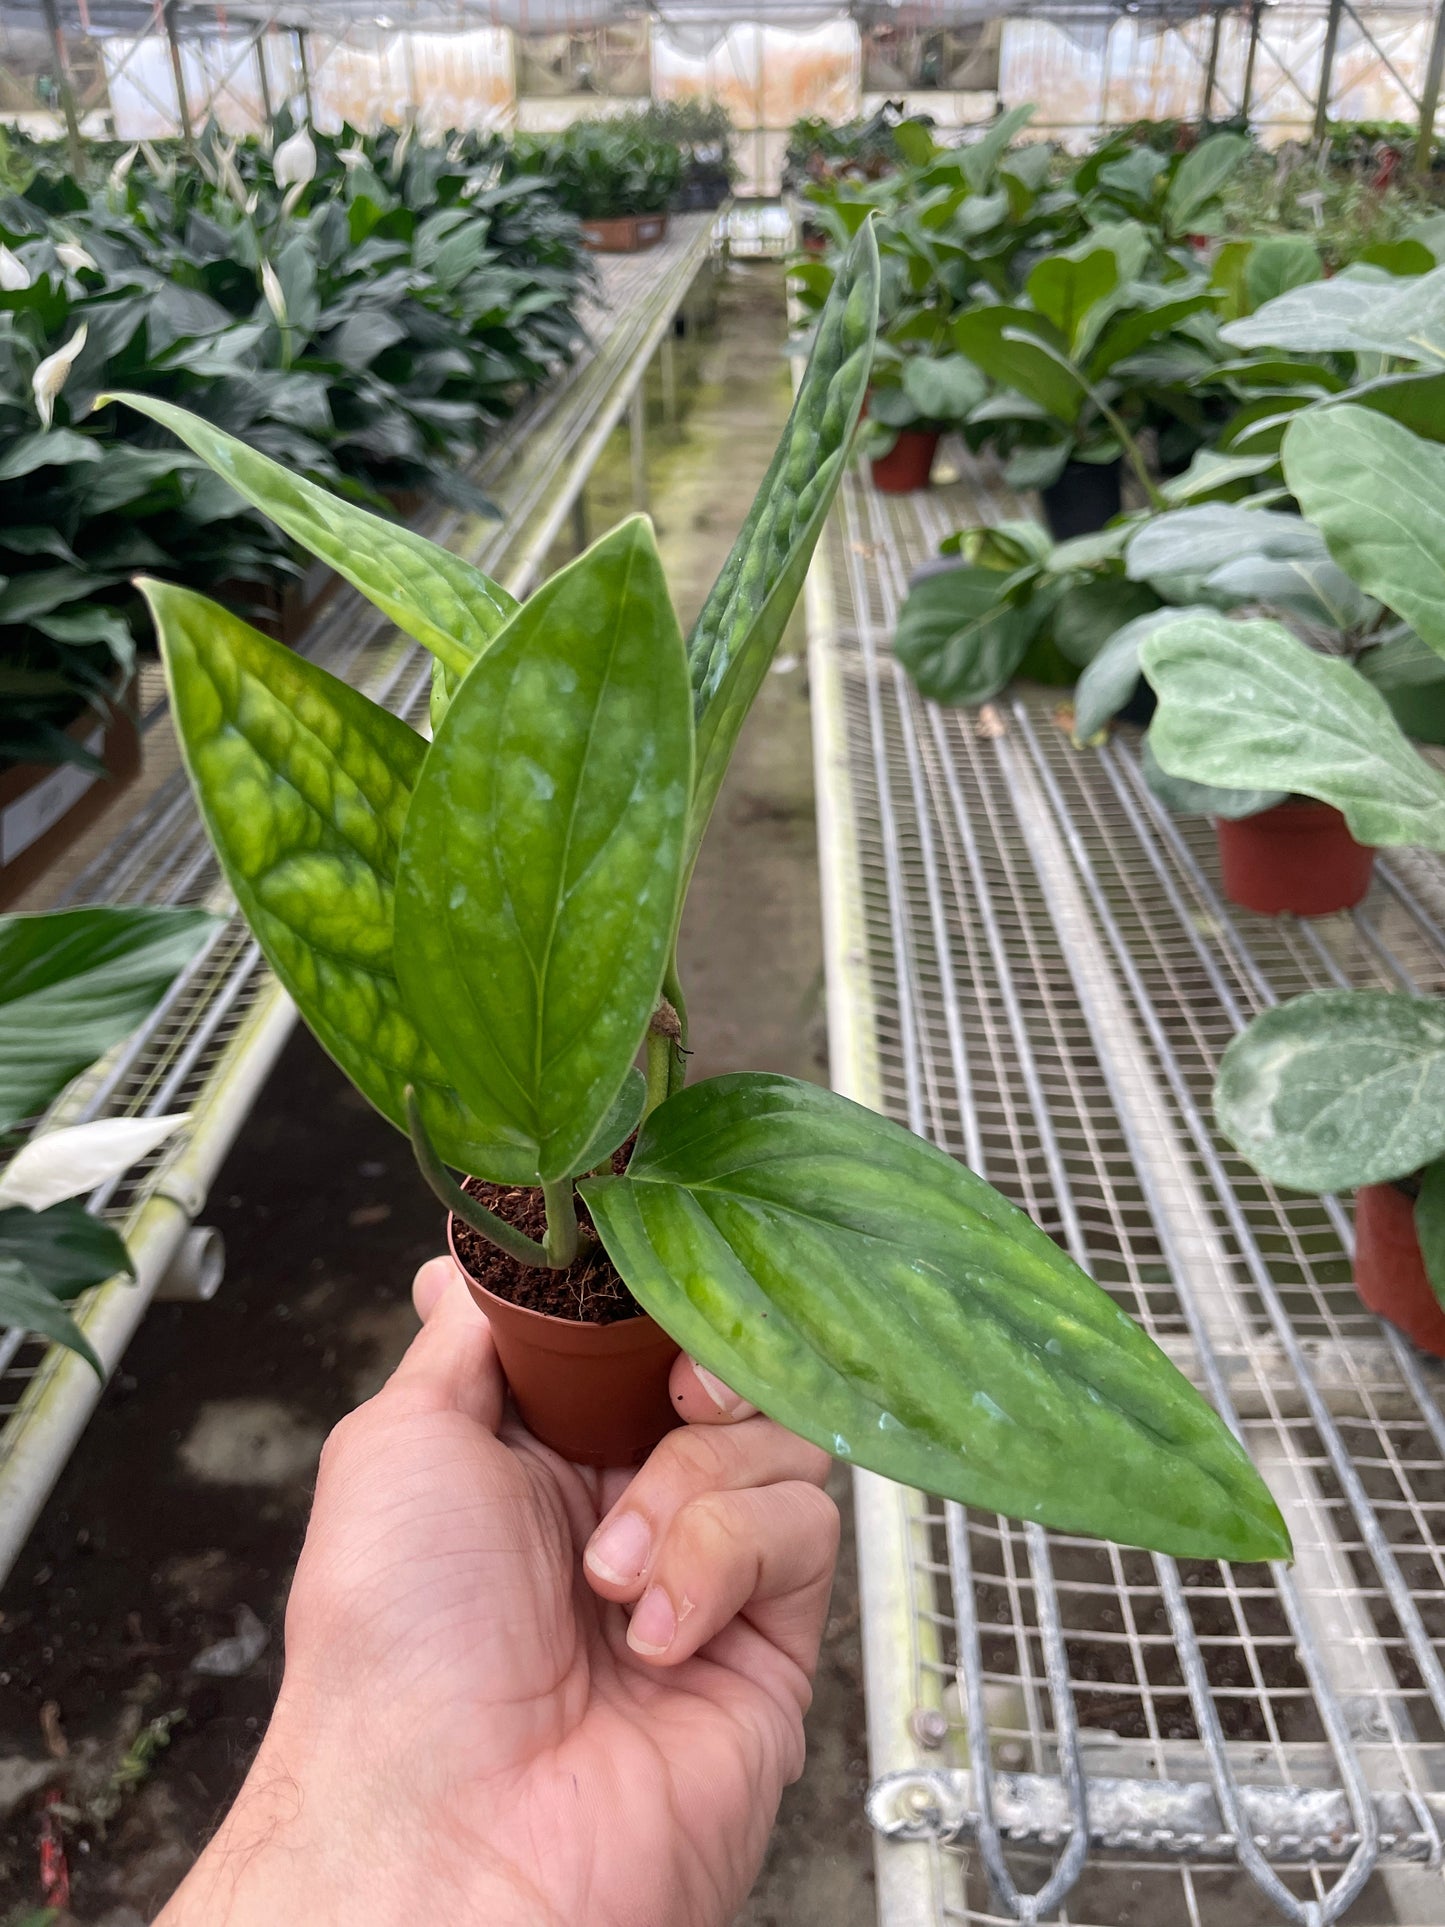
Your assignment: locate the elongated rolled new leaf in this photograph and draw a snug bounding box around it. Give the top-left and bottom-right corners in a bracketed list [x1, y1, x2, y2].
[0, 905, 217, 1132]
[142, 579, 525, 1179]
[1141, 615, 1445, 851]
[394, 520, 693, 1184]
[1283, 407, 1445, 660]
[582, 1075, 1287, 1560]
[1216, 992, 1445, 1192]
[111, 394, 517, 679]
[687, 221, 878, 863]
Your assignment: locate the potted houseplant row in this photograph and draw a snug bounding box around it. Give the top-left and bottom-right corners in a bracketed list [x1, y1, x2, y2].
[511, 122, 682, 254]
[0, 902, 218, 1367]
[1138, 404, 1445, 1346]
[110, 227, 1287, 1565]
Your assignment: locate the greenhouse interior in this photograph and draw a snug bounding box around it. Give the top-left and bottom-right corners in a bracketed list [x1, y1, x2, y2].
[13, 0, 1445, 1923]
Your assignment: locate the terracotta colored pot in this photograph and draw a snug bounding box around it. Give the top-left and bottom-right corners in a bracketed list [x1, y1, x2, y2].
[580, 212, 668, 254]
[447, 1215, 681, 1466]
[0, 672, 140, 908]
[1353, 1183, 1445, 1358]
[871, 428, 940, 494]
[1214, 800, 1375, 917]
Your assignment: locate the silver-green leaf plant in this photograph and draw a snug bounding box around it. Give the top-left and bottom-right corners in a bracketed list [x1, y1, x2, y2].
[1141, 408, 1445, 1311]
[118, 226, 1287, 1561]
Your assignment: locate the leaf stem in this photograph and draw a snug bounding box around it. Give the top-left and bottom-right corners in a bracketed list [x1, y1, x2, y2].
[405, 1087, 549, 1269]
[663, 960, 690, 1097]
[644, 1029, 672, 1117]
[542, 1179, 580, 1269]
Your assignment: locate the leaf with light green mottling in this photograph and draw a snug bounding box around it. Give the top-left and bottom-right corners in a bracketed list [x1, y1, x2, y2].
[1283, 406, 1445, 659]
[1140, 612, 1445, 847]
[687, 222, 877, 865]
[394, 520, 693, 1184]
[141, 578, 523, 1178]
[1216, 992, 1445, 1191]
[582, 1073, 1289, 1562]
[112, 393, 516, 678]
[1142, 614, 1445, 850]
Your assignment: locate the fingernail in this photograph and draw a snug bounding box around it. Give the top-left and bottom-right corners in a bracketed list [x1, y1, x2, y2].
[585, 1510, 651, 1585]
[691, 1360, 758, 1420]
[627, 1585, 677, 1656]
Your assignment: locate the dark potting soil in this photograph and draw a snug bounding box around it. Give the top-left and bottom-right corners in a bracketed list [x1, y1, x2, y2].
[453, 1156, 642, 1326]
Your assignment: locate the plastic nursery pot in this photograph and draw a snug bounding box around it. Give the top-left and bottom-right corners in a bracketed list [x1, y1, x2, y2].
[580, 213, 669, 254]
[1214, 800, 1375, 918]
[871, 428, 941, 494]
[446, 1215, 681, 1467]
[1353, 1182, 1445, 1358]
[1039, 458, 1123, 541]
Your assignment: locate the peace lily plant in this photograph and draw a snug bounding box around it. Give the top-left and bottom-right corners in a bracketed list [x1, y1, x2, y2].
[111, 228, 1285, 1561]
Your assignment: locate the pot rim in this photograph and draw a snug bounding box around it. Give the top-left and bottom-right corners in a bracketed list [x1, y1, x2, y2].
[446, 1210, 653, 1336]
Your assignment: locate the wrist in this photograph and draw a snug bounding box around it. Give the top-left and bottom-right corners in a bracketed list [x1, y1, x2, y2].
[158, 1697, 557, 1927]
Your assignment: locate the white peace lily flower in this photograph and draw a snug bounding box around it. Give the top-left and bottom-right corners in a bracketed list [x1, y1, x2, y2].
[32, 323, 88, 429]
[0, 244, 31, 292]
[246, 189, 260, 216]
[273, 126, 317, 189]
[0, 1113, 191, 1213]
[140, 140, 174, 188]
[337, 145, 368, 171]
[55, 241, 97, 274]
[109, 143, 139, 188]
[279, 179, 306, 219]
[260, 258, 288, 327]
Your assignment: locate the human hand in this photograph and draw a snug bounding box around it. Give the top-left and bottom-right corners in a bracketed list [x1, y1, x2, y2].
[159, 1257, 839, 1927]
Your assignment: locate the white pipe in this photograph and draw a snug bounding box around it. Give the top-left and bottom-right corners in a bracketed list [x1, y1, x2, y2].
[153, 1224, 225, 1303]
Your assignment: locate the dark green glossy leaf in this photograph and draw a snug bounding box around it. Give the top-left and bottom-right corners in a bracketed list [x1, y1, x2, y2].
[571, 1067, 646, 1177]
[394, 520, 693, 1184]
[0, 1257, 102, 1378]
[111, 393, 516, 678]
[894, 562, 1043, 706]
[143, 579, 516, 1177]
[687, 222, 878, 865]
[1142, 615, 1445, 850]
[0, 905, 217, 1133]
[1283, 406, 1445, 659]
[1216, 992, 1445, 1191]
[952, 307, 1084, 424]
[0, 1199, 132, 1298]
[582, 1074, 1289, 1561]
[1359, 630, 1445, 744]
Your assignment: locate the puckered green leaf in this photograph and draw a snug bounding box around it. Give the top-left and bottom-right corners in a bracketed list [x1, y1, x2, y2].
[687, 222, 877, 865]
[394, 519, 693, 1184]
[142, 578, 517, 1177]
[1283, 406, 1445, 659]
[112, 393, 516, 679]
[1142, 615, 1445, 850]
[0, 905, 217, 1133]
[1216, 992, 1445, 1191]
[894, 562, 1043, 706]
[0, 1198, 132, 1298]
[582, 1074, 1289, 1561]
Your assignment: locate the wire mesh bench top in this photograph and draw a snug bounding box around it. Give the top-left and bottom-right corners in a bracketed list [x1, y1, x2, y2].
[811, 445, 1445, 1927]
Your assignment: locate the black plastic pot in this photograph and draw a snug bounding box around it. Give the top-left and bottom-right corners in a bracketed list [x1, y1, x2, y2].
[1040, 460, 1123, 541]
[1117, 681, 1158, 727]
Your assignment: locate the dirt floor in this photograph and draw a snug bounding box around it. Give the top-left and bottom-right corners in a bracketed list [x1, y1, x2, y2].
[0, 260, 876, 1926]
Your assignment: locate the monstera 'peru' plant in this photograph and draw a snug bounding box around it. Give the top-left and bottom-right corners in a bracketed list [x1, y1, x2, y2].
[113, 226, 1285, 1561]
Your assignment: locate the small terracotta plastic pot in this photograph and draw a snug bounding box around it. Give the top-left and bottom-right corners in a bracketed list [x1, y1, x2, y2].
[1353, 1183, 1445, 1358]
[871, 428, 940, 493]
[447, 1216, 681, 1466]
[1214, 800, 1375, 917]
